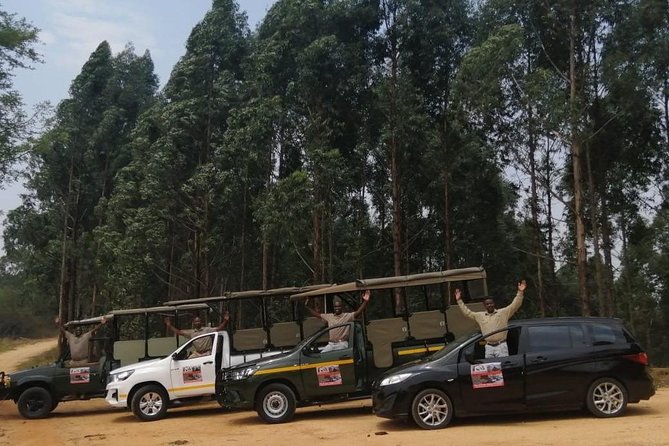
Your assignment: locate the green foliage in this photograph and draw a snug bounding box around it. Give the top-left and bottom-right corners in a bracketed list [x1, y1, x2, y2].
[0, 7, 41, 179]
[0, 0, 667, 361]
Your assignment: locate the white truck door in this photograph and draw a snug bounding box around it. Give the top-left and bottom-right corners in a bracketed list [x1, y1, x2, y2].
[169, 333, 217, 398]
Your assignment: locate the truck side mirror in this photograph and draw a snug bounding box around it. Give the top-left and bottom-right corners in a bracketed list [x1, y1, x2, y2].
[303, 344, 320, 356]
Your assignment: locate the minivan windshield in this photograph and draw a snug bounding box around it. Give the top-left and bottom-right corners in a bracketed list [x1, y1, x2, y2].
[430, 331, 479, 360]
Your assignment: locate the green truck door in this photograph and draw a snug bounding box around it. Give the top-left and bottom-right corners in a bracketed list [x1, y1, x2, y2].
[299, 323, 359, 397]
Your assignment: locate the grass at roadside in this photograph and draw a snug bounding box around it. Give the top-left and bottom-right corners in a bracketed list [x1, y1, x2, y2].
[651, 368, 669, 388]
[0, 338, 29, 354]
[14, 346, 60, 370]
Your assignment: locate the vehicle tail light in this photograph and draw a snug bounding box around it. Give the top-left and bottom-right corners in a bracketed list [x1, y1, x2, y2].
[623, 352, 649, 365]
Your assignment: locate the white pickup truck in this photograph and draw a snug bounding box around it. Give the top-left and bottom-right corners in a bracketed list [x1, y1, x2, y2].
[105, 330, 284, 421]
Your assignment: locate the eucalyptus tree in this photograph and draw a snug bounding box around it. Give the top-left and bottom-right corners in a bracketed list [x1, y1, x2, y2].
[0, 7, 40, 179]
[248, 0, 379, 285]
[4, 42, 158, 320]
[95, 0, 251, 305]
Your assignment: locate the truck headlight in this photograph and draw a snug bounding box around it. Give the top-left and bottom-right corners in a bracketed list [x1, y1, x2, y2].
[379, 373, 413, 387]
[110, 370, 134, 383]
[229, 366, 258, 380]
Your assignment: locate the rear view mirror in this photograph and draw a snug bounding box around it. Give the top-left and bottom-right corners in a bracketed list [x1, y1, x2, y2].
[303, 345, 320, 356]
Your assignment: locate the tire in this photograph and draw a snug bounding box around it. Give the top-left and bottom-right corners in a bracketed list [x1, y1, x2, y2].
[256, 383, 296, 423]
[586, 377, 628, 418]
[131, 385, 169, 421]
[410, 388, 453, 429]
[17, 387, 54, 419]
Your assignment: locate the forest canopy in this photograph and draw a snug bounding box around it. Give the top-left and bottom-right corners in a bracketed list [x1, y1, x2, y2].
[0, 0, 667, 363]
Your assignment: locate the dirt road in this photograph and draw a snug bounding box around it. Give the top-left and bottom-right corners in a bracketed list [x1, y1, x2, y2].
[0, 338, 57, 373]
[1, 340, 667, 446]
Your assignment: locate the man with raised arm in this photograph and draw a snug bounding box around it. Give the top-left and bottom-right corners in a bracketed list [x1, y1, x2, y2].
[304, 290, 371, 353]
[455, 280, 527, 358]
[56, 316, 108, 363]
[164, 311, 230, 357]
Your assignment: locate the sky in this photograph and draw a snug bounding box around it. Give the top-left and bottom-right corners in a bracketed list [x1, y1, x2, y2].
[0, 0, 277, 251]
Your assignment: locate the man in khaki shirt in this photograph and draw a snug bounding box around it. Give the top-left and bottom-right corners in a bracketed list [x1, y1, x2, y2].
[305, 290, 371, 352]
[455, 280, 527, 358]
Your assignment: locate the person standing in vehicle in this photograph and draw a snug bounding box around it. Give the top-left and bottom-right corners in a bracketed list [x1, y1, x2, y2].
[455, 280, 527, 358]
[304, 290, 371, 352]
[164, 312, 230, 357]
[56, 317, 108, 363]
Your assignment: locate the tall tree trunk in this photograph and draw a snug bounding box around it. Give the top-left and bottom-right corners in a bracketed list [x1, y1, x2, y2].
[585, 144, 605, 315]
[600, 201, 615, 315]
[569, 7, 590, 316]
[527, 88, 545, 317]
[312, 204, 323, 283]
[58, 154, 75, 322]
[543, 140, 558, 315]
[387, 10, 404, 311]
[239, 175, 247, 291]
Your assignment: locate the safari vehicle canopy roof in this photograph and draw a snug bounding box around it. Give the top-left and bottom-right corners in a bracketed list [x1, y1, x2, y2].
[108, 303, 210, 316]
[64, 315, 111, 327]
[163, 284, 332, 306]
[290, 267, 487, 300]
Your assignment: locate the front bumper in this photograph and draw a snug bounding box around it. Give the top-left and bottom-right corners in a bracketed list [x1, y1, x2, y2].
[372, 386, 410, 419]
[105, 385, 129, 408]
[0, 372, 12, 400]
[216, 381, 255, 409]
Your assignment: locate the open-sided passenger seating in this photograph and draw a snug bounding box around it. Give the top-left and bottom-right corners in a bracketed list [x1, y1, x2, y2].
[269, 322, 301, 347]
[232, 328, 267, 351]
[366, 318, 408, 368]
[408, 310, 447, 340]
[113, 340, 145, 367]
[147, 336, 180, 358]
[446, 302, 485, 337]
[302, 317, 326, 340]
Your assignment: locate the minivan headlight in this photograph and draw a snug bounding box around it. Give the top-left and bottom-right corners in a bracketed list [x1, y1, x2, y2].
[110, 370, 134, 383]
[379, 373, 413, 386]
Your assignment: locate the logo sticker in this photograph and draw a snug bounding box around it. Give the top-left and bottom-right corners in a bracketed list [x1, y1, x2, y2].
[70, 367, 90, 384]
[317, 365, 342, 387]
[471, 363, 504, 389]
[183, 365, 202, 383]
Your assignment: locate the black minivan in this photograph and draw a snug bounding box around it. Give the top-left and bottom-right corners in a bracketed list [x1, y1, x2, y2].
[372, 317, 655, 429]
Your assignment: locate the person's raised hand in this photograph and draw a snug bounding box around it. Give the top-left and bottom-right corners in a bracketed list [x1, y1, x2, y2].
[518, 280, 527, 292]
[454, 289, 462, 301]
[362, 290, 371, 301]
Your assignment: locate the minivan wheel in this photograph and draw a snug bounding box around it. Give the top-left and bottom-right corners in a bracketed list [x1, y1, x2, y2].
[131, 385, 169, 421]
[586, 377, 628, 418]
[17, 386, 54, 419]
[256, 383, 296, 424]
[411, 388, 453, 429]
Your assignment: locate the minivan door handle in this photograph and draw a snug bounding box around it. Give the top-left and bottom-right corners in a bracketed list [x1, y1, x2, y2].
[203, 361, 213, 365]
[531, 356, 548, 363]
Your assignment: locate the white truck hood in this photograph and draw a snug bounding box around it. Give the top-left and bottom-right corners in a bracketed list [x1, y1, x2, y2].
[111, 357, 165, 375]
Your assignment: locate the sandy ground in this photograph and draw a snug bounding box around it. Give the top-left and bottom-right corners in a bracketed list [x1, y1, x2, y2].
[1, 340, 667, 446]
[0, 338, 58, 373]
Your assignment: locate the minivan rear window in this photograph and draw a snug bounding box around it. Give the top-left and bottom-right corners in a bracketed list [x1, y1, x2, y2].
[589, 323, 623, 345]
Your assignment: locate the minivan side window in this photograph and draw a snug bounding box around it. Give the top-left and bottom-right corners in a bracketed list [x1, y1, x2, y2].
[589, 323, 622, 345]
[526, 325, 585, 352]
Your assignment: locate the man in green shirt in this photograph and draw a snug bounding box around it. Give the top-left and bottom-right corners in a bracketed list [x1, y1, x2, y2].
[455, 280, 527, 358]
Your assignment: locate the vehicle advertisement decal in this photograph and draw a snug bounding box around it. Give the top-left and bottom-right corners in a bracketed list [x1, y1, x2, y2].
[70, 367, 90, 384]
[470, 363, 504, 389]
[183, 365, 202, 383]
[317, 365, 342, 386]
